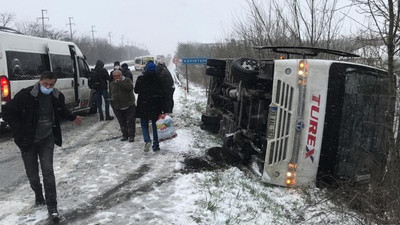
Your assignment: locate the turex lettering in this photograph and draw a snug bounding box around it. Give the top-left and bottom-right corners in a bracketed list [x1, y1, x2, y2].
[305, 95, 321, 162]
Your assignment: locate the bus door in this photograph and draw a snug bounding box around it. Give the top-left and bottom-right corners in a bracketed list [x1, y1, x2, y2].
[76, 56, 91, 108]
[46, 43, 76, 108]
[68, 45, 80, 107]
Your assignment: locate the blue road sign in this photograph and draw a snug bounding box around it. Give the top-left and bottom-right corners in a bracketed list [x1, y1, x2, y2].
[182, 57, 207, 65]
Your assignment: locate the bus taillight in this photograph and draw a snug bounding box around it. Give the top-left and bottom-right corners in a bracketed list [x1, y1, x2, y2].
[286, 163, 297, 186]
[0, 76, 11, 102]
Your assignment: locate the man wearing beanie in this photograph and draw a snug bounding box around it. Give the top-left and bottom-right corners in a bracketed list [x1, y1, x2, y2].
[110, 61, 122, 81]
[121, 63, 133, 81]
[134, 61, 166, 152]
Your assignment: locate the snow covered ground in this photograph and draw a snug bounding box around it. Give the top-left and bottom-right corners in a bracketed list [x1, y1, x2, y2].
[0, 66, 367, 225]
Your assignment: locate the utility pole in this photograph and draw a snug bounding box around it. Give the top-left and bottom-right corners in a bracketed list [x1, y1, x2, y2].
[66, 17, 75, 40]
[120, 35, 124, 46]
[108, 32, 112, 45]
[90, 26, 96, 44]
[127, 39, 130, 59]
[37, 9, 49, 38]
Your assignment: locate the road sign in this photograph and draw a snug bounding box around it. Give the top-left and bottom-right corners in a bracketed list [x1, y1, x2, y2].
[172, 57, 180, 65]
[182, 57, 207, 65]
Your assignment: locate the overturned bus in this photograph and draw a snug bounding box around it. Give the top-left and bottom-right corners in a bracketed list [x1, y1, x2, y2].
[201, 46, 394, 187]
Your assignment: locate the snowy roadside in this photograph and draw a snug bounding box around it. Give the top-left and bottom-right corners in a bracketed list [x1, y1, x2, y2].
[0, 68, 366, 225]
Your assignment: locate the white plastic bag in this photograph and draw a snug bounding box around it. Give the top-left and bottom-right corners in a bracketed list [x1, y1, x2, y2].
[156, 114, 177, 142]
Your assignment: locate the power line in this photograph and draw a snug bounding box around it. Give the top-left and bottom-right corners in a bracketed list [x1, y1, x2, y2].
[37, 9, 49, 38]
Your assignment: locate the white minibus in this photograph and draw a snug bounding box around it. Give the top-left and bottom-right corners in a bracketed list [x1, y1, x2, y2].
[134, 55, 156, 71]
[0, 27, 92, 128]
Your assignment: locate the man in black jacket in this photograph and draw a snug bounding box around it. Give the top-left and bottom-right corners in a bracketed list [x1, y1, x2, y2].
[157, 62, 175, 113]
[121, 63, 133, 81]
[93, 60, 114, 121]
[2, 71, 82, 222]
[134, 61, 165, 152]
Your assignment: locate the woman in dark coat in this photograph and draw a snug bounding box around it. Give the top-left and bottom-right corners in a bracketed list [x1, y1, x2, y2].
[134, 61, 165, 152]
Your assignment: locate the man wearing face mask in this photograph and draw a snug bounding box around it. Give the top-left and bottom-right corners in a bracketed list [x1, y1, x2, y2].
[110, 61, 122, 82]
[2, 71, 83, 222]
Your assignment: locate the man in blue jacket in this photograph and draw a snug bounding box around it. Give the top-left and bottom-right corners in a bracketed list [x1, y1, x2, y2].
[3, 71, 82, 222]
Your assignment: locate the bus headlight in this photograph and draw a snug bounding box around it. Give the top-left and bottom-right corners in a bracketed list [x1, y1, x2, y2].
[286, 163, 297, 186]
[297, 59, 308, 86]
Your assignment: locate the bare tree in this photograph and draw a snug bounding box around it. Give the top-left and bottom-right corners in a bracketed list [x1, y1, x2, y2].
[272, 0, 345, 48]
[353, 0, 399, 167]
[232, 0, 290, 47]
[230, 0, 346, 58]
[337, 1, 400, 223]
[0, 12, 15, 27]
[15, 21, 69, 40]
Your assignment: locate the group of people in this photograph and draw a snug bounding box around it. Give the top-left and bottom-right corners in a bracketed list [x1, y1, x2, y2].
[93, 60, 175, 150]
[2, 60, 175, 222]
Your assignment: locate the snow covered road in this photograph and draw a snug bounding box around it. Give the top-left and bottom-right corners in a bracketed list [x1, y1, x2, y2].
[0, 76, 367, 225]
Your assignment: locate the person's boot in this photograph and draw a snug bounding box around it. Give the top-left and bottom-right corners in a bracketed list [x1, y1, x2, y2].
[99, 113, 104, 121]
[105, 115, 114, 121]
[129, 136, 135, 142]
[48, 207, 60, 222]
[35, 194, 45, 206]
[121, 136, 128, 141]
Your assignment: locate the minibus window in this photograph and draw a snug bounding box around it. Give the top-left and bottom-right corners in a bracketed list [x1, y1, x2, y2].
[6, 51, 50, 80]
[51, 54, 74, 78]
[78, 58, 90, 78]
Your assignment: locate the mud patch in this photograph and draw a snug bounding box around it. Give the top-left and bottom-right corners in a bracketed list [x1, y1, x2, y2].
[180, 147, 241, 173]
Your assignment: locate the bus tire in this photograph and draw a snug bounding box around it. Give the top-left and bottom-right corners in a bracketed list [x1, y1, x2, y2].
[231, 58, 259, 82]
[207, 58, 226, 68]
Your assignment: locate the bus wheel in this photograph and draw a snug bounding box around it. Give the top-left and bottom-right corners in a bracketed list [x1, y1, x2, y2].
[231, 58, 259, 82]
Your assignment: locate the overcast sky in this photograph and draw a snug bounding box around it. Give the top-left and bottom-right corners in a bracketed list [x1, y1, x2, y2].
[2, 0, 248, 55]
[2, 0, 365, 56]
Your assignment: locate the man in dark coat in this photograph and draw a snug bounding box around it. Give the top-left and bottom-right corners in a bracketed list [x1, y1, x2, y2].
[157, 62, 175, 113]
[2, 71, 82, 222]
[134, 61, 165, 152]
[121, 63, 133, 81]
[109, 61, 122, 82]
[109, 70, 136, 142]
[93, 60, 114, 121]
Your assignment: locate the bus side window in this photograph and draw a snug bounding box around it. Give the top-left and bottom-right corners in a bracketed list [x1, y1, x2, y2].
[51, 54, 74, 78]
[6, 51, 50, 80]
